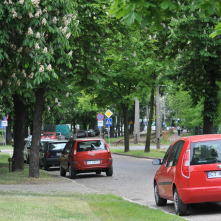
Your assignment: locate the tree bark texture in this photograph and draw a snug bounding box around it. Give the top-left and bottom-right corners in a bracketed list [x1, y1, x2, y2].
[12, 94, 26, 172]
[145, 87, 155, 152]
[122, 105, 129, 152]
[202, 71, 218, 134]
[29, 87, 45, 178]
[6, 115, 12, 144]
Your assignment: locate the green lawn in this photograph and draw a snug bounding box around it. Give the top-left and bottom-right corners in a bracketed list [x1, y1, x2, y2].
[0, 191, 185, 221]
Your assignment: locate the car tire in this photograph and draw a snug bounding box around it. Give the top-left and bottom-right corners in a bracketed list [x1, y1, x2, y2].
[106, 166, 113, 176]
[60, 165, 66, 177]
[69, 165, 76, 179]
[44, 162, 49, 171]
[154, 183, 167, 206]
[96, 171, 101, 175]
[174, 188, 187, 216]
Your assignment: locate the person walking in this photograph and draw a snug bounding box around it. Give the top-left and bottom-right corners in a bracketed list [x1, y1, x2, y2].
[177, 125, 181, 136]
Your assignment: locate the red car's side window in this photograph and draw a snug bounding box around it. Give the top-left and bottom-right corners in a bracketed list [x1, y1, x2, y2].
[166, 141, 185, 167]
[162, 145, 172, 164]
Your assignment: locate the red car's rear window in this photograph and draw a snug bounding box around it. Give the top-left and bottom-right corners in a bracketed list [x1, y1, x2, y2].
[77, 140, 107, 152]
[190, 140, 221, 165]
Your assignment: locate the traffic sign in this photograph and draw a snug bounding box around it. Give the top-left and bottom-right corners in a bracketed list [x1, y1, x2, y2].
[1, 120, 7, 127]
[105, 109, 113, 118]
[98, 121, 103, 127]
[97, 113, 104, 121]
[105, 118, 112, 126]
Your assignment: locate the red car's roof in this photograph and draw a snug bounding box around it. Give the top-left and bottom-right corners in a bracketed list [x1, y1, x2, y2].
[182, 134, 221, 142]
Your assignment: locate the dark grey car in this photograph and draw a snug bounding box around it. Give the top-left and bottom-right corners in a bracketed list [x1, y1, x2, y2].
[39, 140, 68, 170]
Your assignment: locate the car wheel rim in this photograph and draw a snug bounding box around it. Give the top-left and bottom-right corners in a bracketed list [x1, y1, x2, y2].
[154, 185, 159, 203]
[174, 192, 178, 212]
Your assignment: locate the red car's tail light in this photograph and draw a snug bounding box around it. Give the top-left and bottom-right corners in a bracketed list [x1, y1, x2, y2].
[181, 150, 190, 178]
[45, 152, 50, 157]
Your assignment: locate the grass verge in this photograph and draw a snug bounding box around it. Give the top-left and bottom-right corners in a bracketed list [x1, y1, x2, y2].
[110, 148, 167, 158]
[0, 144, 13, 150]
[0, 152, 69, 185]
[0, 191, 185, 221]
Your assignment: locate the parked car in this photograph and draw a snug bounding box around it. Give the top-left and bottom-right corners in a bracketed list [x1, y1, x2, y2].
[87, 129, 95, 137]
[23, 138, 32, 164]
[77, 130, 87, 138]
[94, 129, 100, 136]
[39, 140, 68, 170]
[41, 132, 58, 140]
[59, 138, 113, 179]
[56, 132, 65, 140]
[152, 134, 221, 216]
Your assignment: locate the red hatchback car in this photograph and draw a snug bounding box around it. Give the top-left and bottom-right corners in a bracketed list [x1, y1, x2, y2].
[59, 138, 113, 178]
[41, 132, 58, 140]
[153, 134, 221, 216]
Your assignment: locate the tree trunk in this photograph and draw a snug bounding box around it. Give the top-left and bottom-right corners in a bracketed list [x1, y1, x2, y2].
[145, 87, 155, 152]
[122, 105, 129, 152]
[6, 115, 12, 144]
[117, 112, 120, 137]
[12, 94, 26, 172]
[29, 88, 45, 178]
[203, 116, 213, 134]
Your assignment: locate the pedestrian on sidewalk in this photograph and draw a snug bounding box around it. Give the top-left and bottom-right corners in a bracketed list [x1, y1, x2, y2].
[177, 125, 181, 136]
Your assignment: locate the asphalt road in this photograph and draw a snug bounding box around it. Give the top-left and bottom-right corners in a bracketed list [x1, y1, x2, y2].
[48, 154, 221, 221]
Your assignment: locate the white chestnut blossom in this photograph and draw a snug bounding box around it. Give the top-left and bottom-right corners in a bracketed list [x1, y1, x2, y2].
[22, 70, 26, 77]
[53, 17, 57, 24]
[31, 0, 40, 7]
[94, 56, 97, 61]
[48, 106, 50, 111]
[135, 62, 137, 65]
[42, 18, 46, 25]
[133, 52, 136, 57]
[36, 32, 41, 38]
[0, 80, 2, 86]
[126, 57, 129, 61]
[39, 65, 44, 72]
[17, 47, 23, 52]
[103, 5, 106, 10]
[148, 35, 152, 40]
[43, 47, 47, 53]
[35, 11, 40, 18]
[98, 49, 101, 54]
[17, 80, 21, 86]
[62, 27, 67, 34]
[68, 51, 73, 56]
[4, 1, 8, 5]
[18, 15, 22, 19]
[47, 64, 52, 71]
[29, 72, 34, 78]
[73, 15, 76, 20]
[7, 81, 11, 85]
[29, 12, 34, 18]
[35, 43, 40, 50]
[66, 92, 69, 97]
[66, 33, 71, 39]
[58, 102, 62, 107]
[98, 59, 100, 63]
[12, 73, 15, 78]
[55, 98, 58, 103]
[28, 27, 33, 35]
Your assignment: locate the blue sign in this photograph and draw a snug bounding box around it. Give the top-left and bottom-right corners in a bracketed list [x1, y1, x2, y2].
[97, 113, 104, 121]
[105, 118, 112, 126]
[0, 120, 5, 128]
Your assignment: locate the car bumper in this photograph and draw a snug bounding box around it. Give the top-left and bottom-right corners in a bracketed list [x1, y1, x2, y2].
[178, 186, 221, 204]
[44, 157, 60, 166]
[71, 159, 112, 171]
